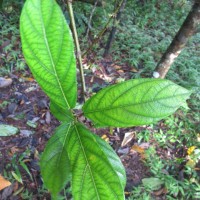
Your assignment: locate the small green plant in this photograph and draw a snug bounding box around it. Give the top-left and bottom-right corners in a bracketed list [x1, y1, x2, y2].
[137, 129, 152, 143]
[0, 10, 23, 75]
[20, 0, 190, 199]
[128, 186, 152, 200]
[3, 149, 32, 184]
[132, 146, 200, 199]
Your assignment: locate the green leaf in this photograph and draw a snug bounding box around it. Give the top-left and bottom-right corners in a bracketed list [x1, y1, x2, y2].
[20, 0, 77, 109]
[83, 78, 191, 127]
[11, 171, 23, 184]
[19, 161, 33, 181]
[0, 124, 19, 136]
[50, 100, 73, 122]
[40, 123, 72, 197]
[67, 123, 126, 200]
[142, 177, 164, 191]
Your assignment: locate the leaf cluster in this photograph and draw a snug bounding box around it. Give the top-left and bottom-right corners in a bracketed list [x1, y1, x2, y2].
[19, 0, 191, 199]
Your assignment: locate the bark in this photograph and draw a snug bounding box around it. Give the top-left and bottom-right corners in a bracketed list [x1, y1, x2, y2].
[153, 0, 200, 79]
[103, 0, 127, 57]
[74, 0, 103, 6]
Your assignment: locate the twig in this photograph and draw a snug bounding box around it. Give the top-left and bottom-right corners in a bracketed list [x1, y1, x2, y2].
[82, 0, 124, 57]
[86, 0, 99, 38]
[103, 0, 127, 57]
[67, 0, 86, 102]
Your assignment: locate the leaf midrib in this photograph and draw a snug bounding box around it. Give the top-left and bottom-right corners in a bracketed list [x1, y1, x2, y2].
[84, 92, 190, 114]
[39, 2, 70, 109]
[74, 125, 100, 200]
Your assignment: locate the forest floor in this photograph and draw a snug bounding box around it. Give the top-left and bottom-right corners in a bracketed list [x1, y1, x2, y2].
[1, 56, 199, 200]
[0, 58, 151, 199]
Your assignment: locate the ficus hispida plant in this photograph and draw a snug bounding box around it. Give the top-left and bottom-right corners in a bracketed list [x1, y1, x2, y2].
[20, 0, 191, 199]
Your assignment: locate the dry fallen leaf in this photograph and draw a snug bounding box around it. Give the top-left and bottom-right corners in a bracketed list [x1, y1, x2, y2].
[45, 111, 51, 125]
[125, 191, 131, 195]
[131, 145, 145, 154]
[9, 146, 20, 157]
[117, 70, 124, 75]
[131, 145, 146, 159]
[112, 64, 121, 70]
[187, 146, 196, 155]
[101, 134, 109, 142]
[0, 175, 11, 191]
[20, 76, 34, 82]
[130, 67, 138, 73]
[153, 187, 167, 196]
[121, 132, 134, 147]
[0, 77, 12, 88]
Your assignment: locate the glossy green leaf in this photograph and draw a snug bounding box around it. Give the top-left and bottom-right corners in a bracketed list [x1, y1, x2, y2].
[40, 123, 72, 197]
[20, 0, 77, 109]
[83, 78, 191, 127]
[50, 100, 73, 122]
[67, 123, 126, 200]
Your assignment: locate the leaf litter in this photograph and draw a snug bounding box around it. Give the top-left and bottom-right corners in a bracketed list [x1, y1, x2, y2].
[0, 58, 198, 199]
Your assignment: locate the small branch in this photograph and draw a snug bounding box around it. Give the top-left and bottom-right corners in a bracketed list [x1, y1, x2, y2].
[86, 0, 99, 38]
[67, 0, 86, 102]
[103, 0, 127, 57]
[82, 0, 125, 57]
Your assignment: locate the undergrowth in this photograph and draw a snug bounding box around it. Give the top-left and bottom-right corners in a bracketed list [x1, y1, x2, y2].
[0, 10, 25, 75]
[130, 110, 200, 200]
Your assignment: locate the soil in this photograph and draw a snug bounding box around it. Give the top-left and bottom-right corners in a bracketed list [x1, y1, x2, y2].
[0, 64, 149, 199]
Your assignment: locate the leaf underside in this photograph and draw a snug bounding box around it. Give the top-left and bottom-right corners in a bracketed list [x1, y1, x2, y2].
[83, 78, 191, 127]
[20, 0, 77, 109]
[40, 123, 71, 197]
[67, 123, 126, 200]
[40, 122, 126, 199]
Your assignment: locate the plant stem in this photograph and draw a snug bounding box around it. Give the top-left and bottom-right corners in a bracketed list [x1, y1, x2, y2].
[67, 0, 86, 102]
[86, 0, 99, 38]
[103, 0, 127, 57]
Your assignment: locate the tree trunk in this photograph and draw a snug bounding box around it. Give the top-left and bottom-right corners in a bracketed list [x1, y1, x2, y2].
[74, 0, 103, 7]
[153, 0, 200, 79]
[103, 0, 127, 58]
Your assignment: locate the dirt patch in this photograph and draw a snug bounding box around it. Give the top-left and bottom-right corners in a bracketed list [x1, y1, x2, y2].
[0, 72, 148, 199]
